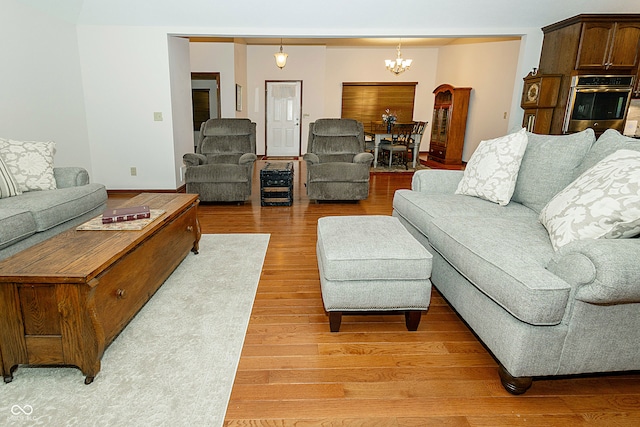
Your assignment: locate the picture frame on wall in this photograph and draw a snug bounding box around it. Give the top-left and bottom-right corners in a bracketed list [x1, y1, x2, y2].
[236, 84, 242, 111]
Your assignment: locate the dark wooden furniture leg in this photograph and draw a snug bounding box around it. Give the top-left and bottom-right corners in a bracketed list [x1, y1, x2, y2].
[405, 310, 422, 331]
[498, 364, 533, 395]
[329, 312, 342, 332]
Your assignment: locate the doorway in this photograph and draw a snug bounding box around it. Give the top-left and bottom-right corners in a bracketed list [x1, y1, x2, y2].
[191, 72, 221, 150]
[265, 80, 302, 157]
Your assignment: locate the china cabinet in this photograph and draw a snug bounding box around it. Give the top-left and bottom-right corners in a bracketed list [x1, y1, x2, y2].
[428, 84, 471, 165]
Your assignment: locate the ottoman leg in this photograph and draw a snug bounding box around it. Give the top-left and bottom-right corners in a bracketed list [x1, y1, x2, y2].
[405, 310, 422, 331]
[329, 312, 342, 332]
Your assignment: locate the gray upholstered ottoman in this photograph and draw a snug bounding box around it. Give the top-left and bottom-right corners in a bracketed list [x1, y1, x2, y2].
[316, 215, 433, 332]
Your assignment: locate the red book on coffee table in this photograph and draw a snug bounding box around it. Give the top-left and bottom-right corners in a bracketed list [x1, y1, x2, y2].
[101, 205, 151, 224]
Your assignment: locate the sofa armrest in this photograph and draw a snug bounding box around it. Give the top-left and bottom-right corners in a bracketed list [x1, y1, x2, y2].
[546, 239, 640, 304]
[303, 153, 320, 165]
[183, 153, 206, 167]
[53, 167, 90, 188]
[412, 169, 464, 193]
[353, 152, 374, 165]
[239, 153, 257, 165]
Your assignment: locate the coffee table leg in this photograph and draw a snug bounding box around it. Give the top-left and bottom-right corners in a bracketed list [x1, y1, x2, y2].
[190, 217, 202, 254]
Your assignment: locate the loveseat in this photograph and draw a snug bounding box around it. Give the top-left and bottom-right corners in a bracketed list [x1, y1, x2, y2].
[392, 128, 640, 394]
[0, 167, 107, 260]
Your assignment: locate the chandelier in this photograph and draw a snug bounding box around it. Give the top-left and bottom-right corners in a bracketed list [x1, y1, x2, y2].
[385, 40, 412, 75]
[274, 39, 288, 69]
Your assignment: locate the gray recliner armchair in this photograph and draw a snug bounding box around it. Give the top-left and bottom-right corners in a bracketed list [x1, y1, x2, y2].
[183, 118, 257, 202]
[303, 118, 374, 201]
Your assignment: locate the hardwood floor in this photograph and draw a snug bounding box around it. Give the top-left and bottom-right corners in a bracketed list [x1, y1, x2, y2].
[110, 160, 640, 426]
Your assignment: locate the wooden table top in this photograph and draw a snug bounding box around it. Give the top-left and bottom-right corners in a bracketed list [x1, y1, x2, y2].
[0, 193, 198, 283]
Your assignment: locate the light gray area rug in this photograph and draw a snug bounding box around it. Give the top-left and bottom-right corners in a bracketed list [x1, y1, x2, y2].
[1, 233, 270, 427]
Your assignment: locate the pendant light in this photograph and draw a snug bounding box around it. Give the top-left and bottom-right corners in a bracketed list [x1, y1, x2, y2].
[385, 39, 412, 75]
[274, 39, 288, 69]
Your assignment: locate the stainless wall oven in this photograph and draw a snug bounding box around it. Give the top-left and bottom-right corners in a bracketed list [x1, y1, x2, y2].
[563, 75, 635, 134]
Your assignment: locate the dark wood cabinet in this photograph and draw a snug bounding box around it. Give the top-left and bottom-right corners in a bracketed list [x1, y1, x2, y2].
[537, 14, 640, 133]
[521, 73, 561, 134]
[576, 21, 640, 71]
[428, 84, 471, 165]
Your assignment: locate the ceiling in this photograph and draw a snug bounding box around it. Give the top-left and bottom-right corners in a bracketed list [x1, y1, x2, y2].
[188, 36, 521, 48]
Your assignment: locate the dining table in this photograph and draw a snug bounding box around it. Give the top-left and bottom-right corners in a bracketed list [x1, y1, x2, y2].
[369, 128, 423, 169]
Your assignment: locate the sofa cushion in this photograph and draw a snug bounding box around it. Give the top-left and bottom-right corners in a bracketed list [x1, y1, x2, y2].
[0, 183, 107, 232]
[428, 216, 570, 325]
[0, 209, 37, 250]
[540, 149, 640, 251]
[393, 189, 537, 237]
[0, 155, 21, 198]
[511, 129, 595, 213]
[576, 129, 640, 176]
[455, 128, 528, 206]
[0, 138, 57, 192]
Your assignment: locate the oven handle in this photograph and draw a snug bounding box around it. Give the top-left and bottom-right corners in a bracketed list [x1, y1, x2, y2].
[572, 87, 633, 93]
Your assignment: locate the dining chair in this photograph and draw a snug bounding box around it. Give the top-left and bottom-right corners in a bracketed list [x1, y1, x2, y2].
[407, 121, 427, 167]
[379, 123, 414, 169]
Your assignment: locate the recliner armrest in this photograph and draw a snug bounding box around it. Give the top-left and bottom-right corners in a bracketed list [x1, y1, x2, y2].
[353, 152, 374, 164]
[239, 153, 257, 165]
[303, 153, 320, 165]
[183, 153, 207, 167]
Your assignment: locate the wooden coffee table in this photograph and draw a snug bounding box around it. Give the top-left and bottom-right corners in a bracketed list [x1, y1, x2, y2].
[0, 193, 200, 384]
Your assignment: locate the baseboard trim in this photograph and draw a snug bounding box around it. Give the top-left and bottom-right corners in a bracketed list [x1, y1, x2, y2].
[106, 185, 186, 196]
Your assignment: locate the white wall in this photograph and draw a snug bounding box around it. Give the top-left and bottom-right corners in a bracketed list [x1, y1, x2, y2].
[77, 25, 178, 190]
[0, 0, 92, 170]
[234, 43, 248, 119]
[436, 39, 523, 161]
[168, 36, 194, 189]
[189, 43, 237, 119]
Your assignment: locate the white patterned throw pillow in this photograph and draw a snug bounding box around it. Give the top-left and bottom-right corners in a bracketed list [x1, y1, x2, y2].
[0, 138, 57, 192]
[539, 149, 640, 251]
[455, 128, 528, 206]
[0, 154, 21, 198]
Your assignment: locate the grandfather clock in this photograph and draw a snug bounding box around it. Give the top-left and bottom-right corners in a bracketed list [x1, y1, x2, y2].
[521, 72, 562, 134]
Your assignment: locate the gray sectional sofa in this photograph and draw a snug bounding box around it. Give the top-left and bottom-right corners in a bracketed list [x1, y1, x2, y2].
[0, 167, 107, 260]
[392, 129, 640, 394]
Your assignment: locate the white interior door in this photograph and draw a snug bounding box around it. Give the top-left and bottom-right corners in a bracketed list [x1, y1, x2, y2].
[266, 81, 301, 157]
